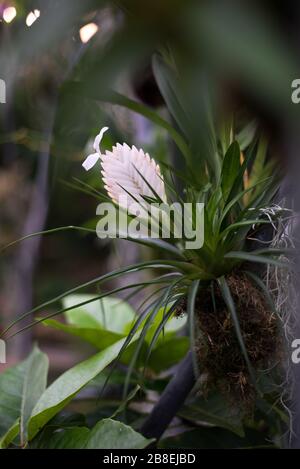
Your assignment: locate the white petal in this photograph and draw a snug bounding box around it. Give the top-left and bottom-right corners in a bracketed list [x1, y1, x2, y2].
[93, 126, 109, 153]
[82, 126, 110, 171]
[82, 152, 101, 171]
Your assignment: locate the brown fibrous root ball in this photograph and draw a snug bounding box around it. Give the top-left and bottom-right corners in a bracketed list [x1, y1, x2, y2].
[176, 273, 282, 404]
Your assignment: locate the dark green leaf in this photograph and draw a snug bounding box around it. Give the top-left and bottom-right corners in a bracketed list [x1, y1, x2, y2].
[221, 141, 241, 199]
[179, 392, 244, 437]
[0, 346, 48, 448]
[27, 336, 139, 440]
[31, 418, 152, 449]
[42, 319, 124, 350]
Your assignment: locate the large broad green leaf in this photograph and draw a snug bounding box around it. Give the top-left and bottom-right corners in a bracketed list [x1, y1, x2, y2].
[27, 336, 137, 440]
[33, 427, 89, 449]
[32, 418, 152, 449]
[178, 393, 245, 437]
[0, 346, 48, 448]
[147, 337, 189, 373]
[160, 426, 275, 449]
[85, 419, 152, 449]
[20, 346, 49, 445]
[42, 319, 124, 350]
[0, 421, 19, 449]
[41, 293, 135, 351]
[0, 363, 25, 440]
[45, 297, 186, 355]
[29, 412, 87, 449]
[63, 294, 135, 334]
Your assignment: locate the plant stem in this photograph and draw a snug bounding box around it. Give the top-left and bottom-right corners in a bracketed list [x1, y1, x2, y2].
[140, 350, 195, 441]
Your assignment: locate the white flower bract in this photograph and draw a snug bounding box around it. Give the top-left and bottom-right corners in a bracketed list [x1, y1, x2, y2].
[83, 126, 167, 209]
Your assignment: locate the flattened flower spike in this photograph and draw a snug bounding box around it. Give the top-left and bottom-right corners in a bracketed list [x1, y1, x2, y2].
[83, 126, 167, 206]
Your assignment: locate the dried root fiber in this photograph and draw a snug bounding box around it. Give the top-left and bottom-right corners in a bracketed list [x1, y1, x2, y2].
[192, 273, 281, 404]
